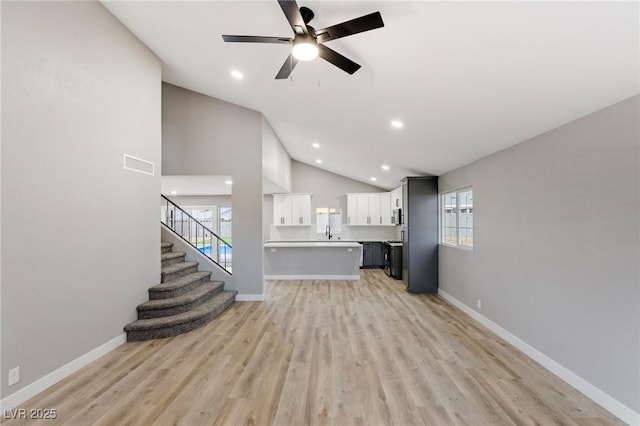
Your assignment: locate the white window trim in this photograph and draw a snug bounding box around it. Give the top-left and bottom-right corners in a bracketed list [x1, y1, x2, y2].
[439, 187, 473, 250]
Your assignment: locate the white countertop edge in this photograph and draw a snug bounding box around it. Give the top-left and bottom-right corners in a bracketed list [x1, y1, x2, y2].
[264, 274, 360, 281]
[265, 239, 391, 243]
[264, 242, 361, 248]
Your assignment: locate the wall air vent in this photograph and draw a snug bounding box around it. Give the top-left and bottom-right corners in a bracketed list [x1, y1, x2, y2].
[123, 154, 154, 176]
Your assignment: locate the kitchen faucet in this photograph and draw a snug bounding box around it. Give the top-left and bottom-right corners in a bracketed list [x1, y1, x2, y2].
[325, 224, 332, 240]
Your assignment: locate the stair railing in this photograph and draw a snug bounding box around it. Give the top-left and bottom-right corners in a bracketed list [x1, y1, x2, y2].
[161, 195, 232, 275]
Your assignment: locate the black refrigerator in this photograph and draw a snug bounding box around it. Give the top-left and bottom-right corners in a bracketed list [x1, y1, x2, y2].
[401, 176, 438, 293]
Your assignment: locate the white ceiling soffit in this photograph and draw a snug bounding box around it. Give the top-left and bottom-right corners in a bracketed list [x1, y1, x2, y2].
[103, 1, 639, 189]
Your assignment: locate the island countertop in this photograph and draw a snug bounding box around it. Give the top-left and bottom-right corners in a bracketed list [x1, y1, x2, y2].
[264, 241, 361, 248]
[264, 240, 362, 280]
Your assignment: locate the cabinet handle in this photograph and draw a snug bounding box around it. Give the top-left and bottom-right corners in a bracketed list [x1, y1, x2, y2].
[348, 217, 350, 224]
[380, 217, 382, 224]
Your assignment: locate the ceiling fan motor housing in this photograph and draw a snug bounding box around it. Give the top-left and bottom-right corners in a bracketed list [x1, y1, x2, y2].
[300, 6, 314, 24]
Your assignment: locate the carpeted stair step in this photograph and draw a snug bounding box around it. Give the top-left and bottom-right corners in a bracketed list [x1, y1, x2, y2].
[161, 261, 198, 283]
[161, 242, 173, 254]
[137, 281, 224, 319]
[161, 251, 186, 267]
[125, 290, 237, 341]
[149, 271, 212, 300]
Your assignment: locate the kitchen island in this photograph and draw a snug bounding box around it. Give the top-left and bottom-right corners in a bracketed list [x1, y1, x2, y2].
[264, 241, 362, 280]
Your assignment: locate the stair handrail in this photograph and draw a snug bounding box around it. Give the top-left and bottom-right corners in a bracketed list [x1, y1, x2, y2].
[161, 194, 232, 275]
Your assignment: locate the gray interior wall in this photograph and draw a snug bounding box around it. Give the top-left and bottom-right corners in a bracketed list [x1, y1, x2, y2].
[262, 119, 292, 193]
[162, 83, 263, 295]
[286, 160, 385, 223]
[263, 195, 273, 242]
[1, 1, 161, 398]
[438, 95, 640, 411]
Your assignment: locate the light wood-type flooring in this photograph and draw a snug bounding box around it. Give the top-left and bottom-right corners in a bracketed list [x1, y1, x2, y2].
[4, 269, 623, 425]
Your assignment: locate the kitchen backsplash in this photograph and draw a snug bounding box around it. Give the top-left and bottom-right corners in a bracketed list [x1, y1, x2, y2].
[269, 225, 398, 241]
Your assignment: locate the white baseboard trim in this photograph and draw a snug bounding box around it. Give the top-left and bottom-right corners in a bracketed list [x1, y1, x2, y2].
[264, 274, 360, 281]
[438, 289, 640, 426]
[235, 293, 265, 302]
[0, 333, 126, 412]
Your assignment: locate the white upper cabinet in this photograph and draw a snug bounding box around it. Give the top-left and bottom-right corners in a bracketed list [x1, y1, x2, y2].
[273, 193, 311, 226]
[273, 194, 291, 225]
[391, 186, 403, 210]
[342, 192, 393, 226]
[291, 194, 311, 225]
[356, 195, 370, 224]
[379, 192, 392, 225]
[367, 194, 381, 225]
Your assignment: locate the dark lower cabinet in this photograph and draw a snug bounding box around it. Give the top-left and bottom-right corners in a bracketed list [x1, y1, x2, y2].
[361, 242, 384, 268]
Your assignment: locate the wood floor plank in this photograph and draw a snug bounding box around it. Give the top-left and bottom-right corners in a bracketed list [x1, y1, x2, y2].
[4, 270, 624, 425]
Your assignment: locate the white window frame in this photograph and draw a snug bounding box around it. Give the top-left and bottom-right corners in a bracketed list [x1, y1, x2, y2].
[440, 187, 473, 250]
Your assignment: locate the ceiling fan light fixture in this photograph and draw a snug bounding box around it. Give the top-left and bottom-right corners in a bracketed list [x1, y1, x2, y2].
[292, 34, 318, 61]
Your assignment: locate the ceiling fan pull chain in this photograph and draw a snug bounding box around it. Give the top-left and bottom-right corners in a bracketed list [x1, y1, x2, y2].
[317, 55, 320, 87]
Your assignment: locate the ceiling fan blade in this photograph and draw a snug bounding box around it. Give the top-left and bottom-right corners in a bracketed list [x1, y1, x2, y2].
[222, 35, 292, 44]
[275, 54, 299, 79]
[318, 44, 361, 75]
[278, 0, 308, 34]
[315, 12, 384, 43]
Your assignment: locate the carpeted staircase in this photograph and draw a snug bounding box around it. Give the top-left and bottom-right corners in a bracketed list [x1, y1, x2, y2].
[124, 242, 237, 341]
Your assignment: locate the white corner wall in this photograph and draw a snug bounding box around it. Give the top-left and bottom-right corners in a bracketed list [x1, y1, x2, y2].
[439, 96, 640, 421]
[1, 1, 161, 402]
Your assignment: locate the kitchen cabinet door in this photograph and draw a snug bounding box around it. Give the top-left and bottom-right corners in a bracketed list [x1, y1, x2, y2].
[362, 242, 373, 266]
[361, 242, 384, 267]
[356, 195, 369, 225]
[346, 194, 358, 225]
[379, 192, 392, 225]
[368, 194, 381, 225]
[273, 194, 292, 225]
[372, 242, 384, 266]
[291, 194, 311, 225]
[391, 187, 403, 210]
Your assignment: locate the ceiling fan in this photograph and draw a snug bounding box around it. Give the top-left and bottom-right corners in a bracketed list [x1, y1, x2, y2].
[222, 0, 384, 79]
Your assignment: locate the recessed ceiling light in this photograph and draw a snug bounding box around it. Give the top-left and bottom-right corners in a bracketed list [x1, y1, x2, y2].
[225, 180, 233, 185]
[230, 69, 243, 80]
[315, 159, 322, 164]
[370, 177, 377, 182]
[391, 120, 404, 129]
[170, 190, 177, 195]
[381, 164, 390, 171]
[312, 143, 320, 148]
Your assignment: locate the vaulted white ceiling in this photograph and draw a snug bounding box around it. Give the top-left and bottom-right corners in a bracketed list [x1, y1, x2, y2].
[102, 1, 639, 189]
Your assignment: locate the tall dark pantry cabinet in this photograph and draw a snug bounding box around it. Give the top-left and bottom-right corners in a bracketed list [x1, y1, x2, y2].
[401, 176, 439, 293]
